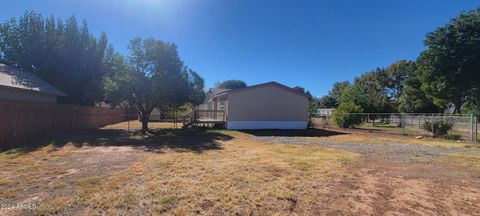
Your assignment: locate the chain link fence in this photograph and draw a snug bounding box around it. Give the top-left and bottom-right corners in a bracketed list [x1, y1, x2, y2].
[100, 113, 184, 132]
[310, 113, 478, 143]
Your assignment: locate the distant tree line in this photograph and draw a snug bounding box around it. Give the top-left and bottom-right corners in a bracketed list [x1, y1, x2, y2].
[214, 79, 247, 89]
[0, 11, 205, 133]
[319, 8, 480, 117]
[0, 11, 108, 105]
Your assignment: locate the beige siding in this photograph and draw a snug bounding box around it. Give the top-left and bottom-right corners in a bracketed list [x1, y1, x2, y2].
[0, 86, 57, 103]
[227, 85, 308, 121]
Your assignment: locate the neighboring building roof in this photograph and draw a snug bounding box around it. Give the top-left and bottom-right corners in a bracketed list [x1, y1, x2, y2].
[210, 81, 309, 98]
[0, 64, 67, 97]
[209, 88, 231, 96]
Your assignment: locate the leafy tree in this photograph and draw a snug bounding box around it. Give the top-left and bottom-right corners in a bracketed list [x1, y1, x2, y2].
[344, 69, 393, 113]
[337, 69, 394, 124]
[188, 70, 206, 105]
[461, 100, 480, 117]
[385, 60, 416, 105]
[318, 95, 336, 108]
[215, 79, 247, 89]
[102, 46, 133, 108]
[104, 38, 204, 133]
[329, 81, 350, 107]
[318, 81, 350, 108]
[0, 11, 108, 105]
[398, 75, 440, 113]
[416, 8, 480, 113]
[332, 102, 364, 128]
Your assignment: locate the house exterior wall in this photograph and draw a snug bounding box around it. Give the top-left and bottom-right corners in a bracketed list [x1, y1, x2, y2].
[0, 86, 57, 103]
[226, 84, 308, 129]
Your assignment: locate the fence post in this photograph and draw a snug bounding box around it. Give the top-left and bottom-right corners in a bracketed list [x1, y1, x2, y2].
[418, 115, 421, 129]
[471, 113, 474, 143]
[431, 114, 435, 137]
[127, 111, 131, 133]
[474, 116, 478, 143]
[401, 113, 405, 135]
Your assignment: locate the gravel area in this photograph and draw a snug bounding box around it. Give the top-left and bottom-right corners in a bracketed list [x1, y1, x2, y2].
[251, 136, 480, 162]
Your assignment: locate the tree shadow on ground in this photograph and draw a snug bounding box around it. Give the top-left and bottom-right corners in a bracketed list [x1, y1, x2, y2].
[2, 128, 232, 154]
[241, 128, 348, 137]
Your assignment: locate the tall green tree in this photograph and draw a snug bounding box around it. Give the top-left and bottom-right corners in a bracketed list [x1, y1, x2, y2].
[215, 79, 247, 89]
[188, 70, 206, 105]
[0, 11, 108, 105]
[329, 81, 350, 106]
[104, 38, 205, 133]
[351, 68, 393, 113]
[318, 95, 336, 108]
[417, 8, 480, 113]
[385, 60, 416, 105]
[398, 75, 440, 113]
[318, 81, 350, 108]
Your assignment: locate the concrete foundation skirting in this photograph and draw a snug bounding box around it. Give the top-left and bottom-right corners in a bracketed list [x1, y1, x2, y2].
[226, 121, 307, 130]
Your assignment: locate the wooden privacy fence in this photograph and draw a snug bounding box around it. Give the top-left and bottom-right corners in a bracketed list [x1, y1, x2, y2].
[0, 99, 126, 150]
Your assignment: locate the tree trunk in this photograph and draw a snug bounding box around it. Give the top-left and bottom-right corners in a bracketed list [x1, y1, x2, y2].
[453, 104, 461, 114]
[139, 112, 150, 134]
[453, 98, 464, 114]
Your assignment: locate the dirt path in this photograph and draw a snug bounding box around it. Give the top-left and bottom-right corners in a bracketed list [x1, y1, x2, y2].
[253, 135, 480, 162]
[251, 135, 480, 215]
[319, 159, 480, 215]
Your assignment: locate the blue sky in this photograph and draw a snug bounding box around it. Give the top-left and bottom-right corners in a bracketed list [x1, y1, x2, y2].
[1, 0, 479, 97]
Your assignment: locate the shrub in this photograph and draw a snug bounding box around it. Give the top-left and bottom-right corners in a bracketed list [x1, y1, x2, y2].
[332, 102, 364, 128]
[421, 120, 454, 137]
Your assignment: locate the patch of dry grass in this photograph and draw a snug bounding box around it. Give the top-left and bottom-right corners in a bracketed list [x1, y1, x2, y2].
[304, 132, 475, 148]
[442, 153, 480, 170]
[268, 145, 356, 172]
[1, 188, 18, 199]
[35, 195, 76, 215]
[0, 130, 357, 215]
[3, 128, 479, 215]
[52, 131, 358, 215]
[0, 131, 358, 215]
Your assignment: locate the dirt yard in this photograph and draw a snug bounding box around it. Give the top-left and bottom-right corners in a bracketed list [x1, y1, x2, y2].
[1, 122, 480, 215]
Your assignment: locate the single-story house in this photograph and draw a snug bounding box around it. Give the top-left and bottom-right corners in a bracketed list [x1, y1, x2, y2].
[0, 64, 67, 103]
[149, 108, 162, 121]
[198, 81, 309, 130]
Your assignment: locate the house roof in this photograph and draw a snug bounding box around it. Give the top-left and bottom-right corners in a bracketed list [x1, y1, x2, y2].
[0, 64, 67, 96]
[211, 81, 309, 98]
[209, 88, 231, 96]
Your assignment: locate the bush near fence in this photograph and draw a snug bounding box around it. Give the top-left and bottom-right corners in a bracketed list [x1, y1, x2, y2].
[0, 99, 126, 150]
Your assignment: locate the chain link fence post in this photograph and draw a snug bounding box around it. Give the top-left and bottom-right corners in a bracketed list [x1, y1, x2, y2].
[474, 116, 478, 143]
[431, 114, 435, 137]
[470, 113, 476, 142]
[127, 111, 131, 133]
[401, 113, 405, 135]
